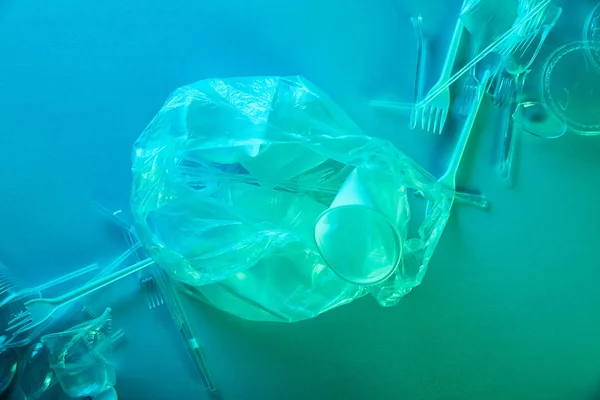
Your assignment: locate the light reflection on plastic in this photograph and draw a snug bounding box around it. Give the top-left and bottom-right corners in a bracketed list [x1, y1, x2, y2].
[235, 272, 246, 280]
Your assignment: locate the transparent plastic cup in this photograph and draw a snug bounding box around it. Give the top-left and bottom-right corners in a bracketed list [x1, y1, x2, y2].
[314, 168, 407, 286]
[52, 362, 115, 398]
[41, 308, 115, 398]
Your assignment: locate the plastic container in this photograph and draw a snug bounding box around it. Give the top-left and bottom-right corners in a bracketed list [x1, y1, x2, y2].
[542, 41, 600, 136]
[41, 308, 116, 398]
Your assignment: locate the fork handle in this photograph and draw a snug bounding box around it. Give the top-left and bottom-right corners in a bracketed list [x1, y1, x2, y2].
[499, 73, 523, 182]
[439, 18, 466, 82]
[34, 263, 99, 292]
[499, 104, 518, 182]
[440, 70, 491, 187]
[52, 257, 155, 306]
[410, 15, 427, 129]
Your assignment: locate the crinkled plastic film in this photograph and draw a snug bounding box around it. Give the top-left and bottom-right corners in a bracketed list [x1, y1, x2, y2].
[131, 76, 454, 322]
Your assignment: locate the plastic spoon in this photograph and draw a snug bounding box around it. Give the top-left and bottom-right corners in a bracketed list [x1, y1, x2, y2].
[512, 101, 566, 138]
[499, 4, 562, 182]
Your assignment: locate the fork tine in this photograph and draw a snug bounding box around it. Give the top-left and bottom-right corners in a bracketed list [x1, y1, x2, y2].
[437, 108, 444, 134]
[517, 8, 547, 52]
[8, 323, 34, 341]
[431, 107, 439, 133]
[519, 34, 537, 56]
[410, 107, 419, 130]
[516, 32, 532, 53]
[524, 17, 536, 32]
[440, 109, 448, 133]
[7, 312, 32, 332]
[141, 276, 165, 309]
[426, 107, 434, 132]
[155, 293, 164, 308]
[420, 106, 427, 130]
[500, 32, 518, 55]
[514, 32, 529, 53]
[499, 79, 510, 106]
[506, 14, 536, 55]
[8, 301, 24, 318]
[432, 108, 439, 134]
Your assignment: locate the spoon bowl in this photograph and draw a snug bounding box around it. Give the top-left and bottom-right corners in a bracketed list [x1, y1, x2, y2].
[512, 101, 567, 139]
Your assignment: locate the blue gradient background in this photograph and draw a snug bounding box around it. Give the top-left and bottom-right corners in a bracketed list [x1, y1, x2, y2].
[1, 0, 600, 399]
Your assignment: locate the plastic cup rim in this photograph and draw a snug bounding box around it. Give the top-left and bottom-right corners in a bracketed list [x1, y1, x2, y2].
[313, 204, 403, 286]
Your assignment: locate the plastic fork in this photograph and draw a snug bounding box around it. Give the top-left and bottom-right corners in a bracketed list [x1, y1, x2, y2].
[491, 73, 516, 107]
[458, 82, 479, 118]
[499, 1, 551, 58]
[414, 0, 550, 112]
[140, 275, 165, 309]
[369, 1, 550, 116]
[6, 250, 155, 338]
[0, 262, 100, 310]
[425, 68, 491, 216]
[418, 18, 467, 134]
[1, 261, 106, 350]
[92, 203, 165, 311]
[499, 3, 561, 183]
[447, 69, 492, 187]
[93, 202, 220, 396]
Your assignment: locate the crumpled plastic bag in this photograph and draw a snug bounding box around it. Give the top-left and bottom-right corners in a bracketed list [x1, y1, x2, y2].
[131, 75, 454, 322]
